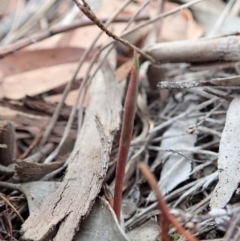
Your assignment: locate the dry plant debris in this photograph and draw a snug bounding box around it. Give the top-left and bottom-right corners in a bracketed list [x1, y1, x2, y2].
[0, 0, 240, 241]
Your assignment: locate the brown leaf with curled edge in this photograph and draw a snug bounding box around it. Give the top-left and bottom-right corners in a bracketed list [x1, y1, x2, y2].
[14, 159, 65, 182]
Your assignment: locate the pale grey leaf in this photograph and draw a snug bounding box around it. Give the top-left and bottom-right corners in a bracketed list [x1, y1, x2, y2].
[74, 197, 129, 241]
[210, 96, 240, 209]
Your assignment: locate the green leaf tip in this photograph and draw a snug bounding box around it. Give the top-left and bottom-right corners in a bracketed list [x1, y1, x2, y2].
[133, 50, 139, 72]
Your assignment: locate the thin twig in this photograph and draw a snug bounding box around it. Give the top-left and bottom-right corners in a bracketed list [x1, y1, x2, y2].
[123, 0, 151, 31]
[208, 0, 237, 37]
[149, 98, 218, 134]
[19, 125, 45, 159]
[203, 88, 233, 101]
[187, 101, 225, 133]
[4, 199, 13, 241]
[138, 162, 200, 241]
[0, 15, 149, 58]
[73, 0, 156, 63]
[0, 193, 24, 223]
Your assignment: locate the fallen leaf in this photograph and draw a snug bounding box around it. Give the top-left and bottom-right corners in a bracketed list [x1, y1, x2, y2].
[74, 197, 129, 241]
[1, 62, 89, 99]
[44, 89, 90, 107]
[0, 47, 92, 77]
[210, 96, 240, 209]
[116, 59, 133, 82]
[19, 181, 60, 213]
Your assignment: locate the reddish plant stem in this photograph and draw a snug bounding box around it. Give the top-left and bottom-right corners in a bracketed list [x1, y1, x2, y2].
[161, 216, 171, 241]
[113, 53, 139, 222]
[19, 125, 45, 159]
[138, 162, 200, 241]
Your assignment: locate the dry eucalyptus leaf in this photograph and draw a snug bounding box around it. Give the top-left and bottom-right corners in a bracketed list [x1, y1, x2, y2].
[19, 181, 60, 213]
[0, 181, 60, 213]
[2, 62, 89, 99]
[0, 47, 90, 77]
[74, 197, 129, 241]
[210, 96, 240, 209]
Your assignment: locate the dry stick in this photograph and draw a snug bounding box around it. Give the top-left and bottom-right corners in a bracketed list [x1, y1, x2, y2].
[158, 75, 240, 89]
[44, 0, 133, 163]
[188, 101, 225, 132]
[0, 193, 24, 223]
[138, 162, 200, 241]
[203, 88, 233, 101]
[73, 0, 156, 63]
[113, 52, 139, 222]
[149, 97, 218, 134]
[19, 125, 45, 159]
[0, 15, 148, 58]
[5, 201, 13, 241]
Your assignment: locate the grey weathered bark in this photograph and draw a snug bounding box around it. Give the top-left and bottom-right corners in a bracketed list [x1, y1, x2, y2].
[146, 35, 240, 63]
[21, 58, 124, 240]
